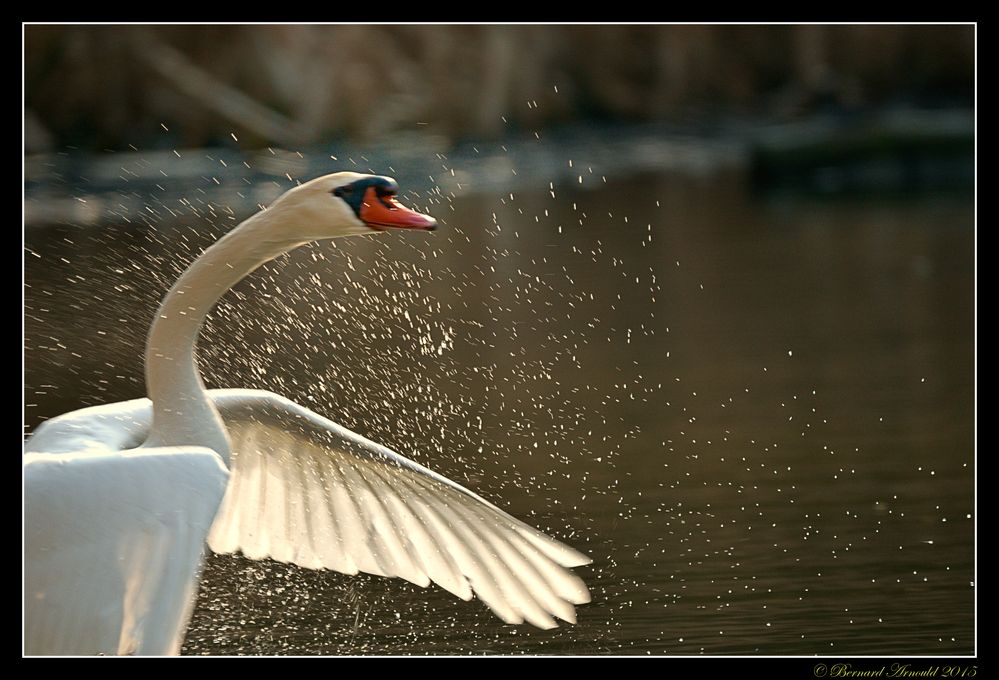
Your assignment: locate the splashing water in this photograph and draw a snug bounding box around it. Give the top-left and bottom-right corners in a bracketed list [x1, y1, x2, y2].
[25, 139, 974, 655]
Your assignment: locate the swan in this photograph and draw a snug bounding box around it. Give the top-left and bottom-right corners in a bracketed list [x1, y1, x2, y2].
[24, 172, 591, 656]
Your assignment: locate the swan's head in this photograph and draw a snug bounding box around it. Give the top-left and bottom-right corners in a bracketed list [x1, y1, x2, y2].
[269, 172, 437, 240]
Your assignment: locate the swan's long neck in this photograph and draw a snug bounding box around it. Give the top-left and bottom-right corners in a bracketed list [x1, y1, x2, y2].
[143, 207, 306, 463]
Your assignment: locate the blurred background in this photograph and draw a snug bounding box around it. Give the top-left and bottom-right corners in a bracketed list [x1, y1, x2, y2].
[24, 24, 974, 656]
[25, 25, 974, 149]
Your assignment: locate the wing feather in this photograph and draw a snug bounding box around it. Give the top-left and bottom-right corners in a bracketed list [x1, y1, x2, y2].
[24, 447, 228, 656]
[209, 388, 591, 629]
[398, 479, 524, 624]
[338, 457, 429, 586]
[504, 530, 592, 606]
[330, 453, 397, 577]
[281, 439, 321, 569]
[299, 449, 351, 572]
[240, 431, 272, 561]
[442, 495, 559, 629]
[451, 501, 577, 625]
[262, 433, 293, 563]
[363, 463, 472, 600]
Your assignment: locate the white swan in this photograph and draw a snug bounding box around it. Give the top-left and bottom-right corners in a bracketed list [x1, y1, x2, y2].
[24, 172, 591, 656]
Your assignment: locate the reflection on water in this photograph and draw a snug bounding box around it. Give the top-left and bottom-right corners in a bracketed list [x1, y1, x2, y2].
[24, 168, 973, 655]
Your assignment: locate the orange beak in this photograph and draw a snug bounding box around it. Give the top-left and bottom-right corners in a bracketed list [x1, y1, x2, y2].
[359, 187, 437, 231]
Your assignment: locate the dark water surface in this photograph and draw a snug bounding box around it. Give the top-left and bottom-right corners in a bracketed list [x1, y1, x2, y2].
[24, 168, 974, 655]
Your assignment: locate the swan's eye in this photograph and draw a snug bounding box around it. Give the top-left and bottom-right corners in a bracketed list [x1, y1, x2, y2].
[333, 186, 353, 198]
[373, 187, 399, 209]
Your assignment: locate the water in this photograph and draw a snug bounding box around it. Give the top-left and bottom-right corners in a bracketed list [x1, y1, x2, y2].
[23, 167, 974, 655]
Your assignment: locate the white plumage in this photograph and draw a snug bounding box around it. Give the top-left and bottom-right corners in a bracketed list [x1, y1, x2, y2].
[24, 443, 228, 655]
[23, 173, 591, 656]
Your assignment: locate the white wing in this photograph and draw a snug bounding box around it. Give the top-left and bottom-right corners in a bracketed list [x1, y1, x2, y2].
[208, 389, 592, 629]
[24, 444, 228, 656]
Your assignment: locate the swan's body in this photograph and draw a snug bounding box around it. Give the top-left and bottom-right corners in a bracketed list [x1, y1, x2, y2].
[23, 173, 591, 656]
